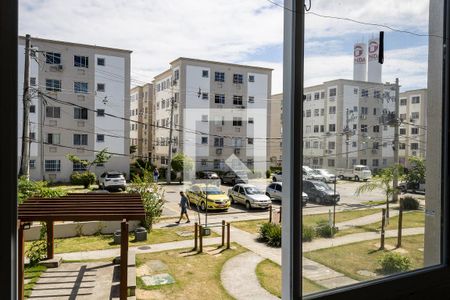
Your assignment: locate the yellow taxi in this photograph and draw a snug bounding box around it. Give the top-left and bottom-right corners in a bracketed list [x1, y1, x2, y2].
[186, 184, 230, 211]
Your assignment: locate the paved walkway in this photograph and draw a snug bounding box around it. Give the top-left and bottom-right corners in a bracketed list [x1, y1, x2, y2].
[336, 210, 399, 230]
[221, 252, 279, 300]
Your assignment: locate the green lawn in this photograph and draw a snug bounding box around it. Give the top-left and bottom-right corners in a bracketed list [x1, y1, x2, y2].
[26, 226, 217, 254]
[24, 265, 47, 298]
[256, 259, 324, 298]
[136, 244, 245, 300]
[304, 234, 424, 281]
[336, 210, 424, 237]
[232, 208, 382, 235]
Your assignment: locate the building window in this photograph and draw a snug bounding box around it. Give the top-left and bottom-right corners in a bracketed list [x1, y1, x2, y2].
[97, 134, 105, 142]
[202, 70, 209, 78]
[97, 109, 105, 117]
[233, 117, 242, 126]
[411, 127, 419, 134]
[47, 133, 60, 145]
[352, 141, 357, 147]
[314, 92, 320, 100]
[314, 125, 319, 133]
[201, 137, 208, 144]
[46, 106, 61, 118]
[97, 83, 105, 92]
[314, 109, 319, 116]
[411, 143, 419, 150]
[329, 106, 336, 114]
[233, 74, 243, 84]
[400, 98, 407, 106]
[361, 89, 369, 97]
[45, 79, 61, 92]
[361, 124, 368, 132]
[400, 143, 406, 150]
[361, 107, 368, 115]
[29, 105, 36, 113]
[97, 57, 105, 66]
[328, 159, 335, 167]
[305, 110, 311, 117]
[214, 137, 224, 147]
[233, 95, 243, 105]
[328, 124, 336, 132]
[45, 160, 61, 172]
[248, 75, 255, 82]
[374, 90, 381, 98]
[320, 125, 324, 132]
[360, 159, 367, 165]
[29, 132, 36, 141]
[321, 91, 325, 98]
[412, 96, 420, 104]
[201, 159, 207, 166]
[74, 82, 88, 94]
[248, 138, 254, 145]
[74, 108, 88, 120]
[30, 77, 36, 86]
[215, 72, 225, 82]
[329, 88, 337, 97]
[400, 113, 407, 120]
[320, 108, 324, 116]
[202, 92, 209, 100]
[45, 52, 61, 64]
[29, 160, 36, 169]
[399, 128, 406, 135]
[373, 142, 379, 149]
[411, 112, 420, 119]
[73, 134, 88, 145]
[214, 94, 225, 104]
[248, 118, 254, 124]
[373, 159, 379, 167]
[74, 55, 89, 68]
[73, 162, 87, 171]
[328, 141, 335, 150]
[248, 96, 255, 103]
[306, 94, 311, 101]
[174, 69, 180, 80]
[373, 125, 380, 133]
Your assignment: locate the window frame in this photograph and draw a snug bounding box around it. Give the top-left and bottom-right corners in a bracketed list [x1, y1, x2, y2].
[282, 1, 450, 299]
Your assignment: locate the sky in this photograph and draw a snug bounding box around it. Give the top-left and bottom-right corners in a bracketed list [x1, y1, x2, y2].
[19, 0, 432, 94]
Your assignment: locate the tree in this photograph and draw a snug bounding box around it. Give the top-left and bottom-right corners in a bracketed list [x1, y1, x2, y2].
[171, 153, 194, 183]
[66, 148, 112, 188]
[355, 164, 404, 219]
[404, 156, 425, 186]
[130, 145, 137, 154]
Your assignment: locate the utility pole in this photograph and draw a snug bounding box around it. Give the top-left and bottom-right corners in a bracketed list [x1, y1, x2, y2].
[166, 80, 175, 184]
[392, 78, 400, 205]
[343, 108, 353, 169]
[19, 34, 31, 179]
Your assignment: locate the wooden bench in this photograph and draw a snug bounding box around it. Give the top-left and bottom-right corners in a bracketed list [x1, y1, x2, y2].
[113, 250, 136, 296]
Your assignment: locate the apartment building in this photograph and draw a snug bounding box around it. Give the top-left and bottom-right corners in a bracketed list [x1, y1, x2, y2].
[268, 93, 283, 167]
[302, 79, 398, 171]
[17, 36, 131, 181]
[130, 83, 154, 161]
[398, 89, 427, 166]
[153, 57, 272, 175]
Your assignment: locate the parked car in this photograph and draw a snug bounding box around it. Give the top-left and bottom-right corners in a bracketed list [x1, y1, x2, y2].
[303, 180, 340, 205]
[228, 184, 272, 209]
[98, 171, 127, 191]
[197, 171, 220, 180]
[220, 170, 249, 185]
[312, 169, 337, 183]
[272, 171, 283, 182]
[303, 168, 324, 181]
[265, 182, 308, 206]
[398, 181, 426, 194]
[185, 184, 230, 211]
[335, 165, 372, 181]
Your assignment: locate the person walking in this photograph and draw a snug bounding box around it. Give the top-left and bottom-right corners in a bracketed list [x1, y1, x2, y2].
[175, 191, 191, 224]
[153, 168, 159, 182]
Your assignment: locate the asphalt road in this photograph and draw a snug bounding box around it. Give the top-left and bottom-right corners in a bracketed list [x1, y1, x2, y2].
[160, 179, 425, 220]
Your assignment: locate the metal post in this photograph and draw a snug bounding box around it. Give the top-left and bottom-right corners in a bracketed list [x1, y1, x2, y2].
[18, 221, 24, 300]
[279, 206, 282, 223]
[46, 220, 54, 259]
[120, 219, 128, 300]
[269, 205, 272, 223]
[198, 225, 203, 253]
[221, 220, 225, 247]
[345, 108, 350, 170]
[19, 34, 31, 178]
[380, 209, 386, 250]
[226, 222, 231, 249]
[166, 81, 175, 184]
[392, 78, 400, 207]
[333, 179, 337, 228]
[397, 201, 404, 248]
[194, 222, 198, 251]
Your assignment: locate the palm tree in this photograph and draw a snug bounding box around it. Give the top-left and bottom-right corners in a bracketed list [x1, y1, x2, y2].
[355, 164, 404, 220]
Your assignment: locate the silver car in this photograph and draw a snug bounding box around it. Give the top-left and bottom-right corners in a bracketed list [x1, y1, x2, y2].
[265, 182, 308, 206]
[228, 184, 272, 210]
[312, 169, 337, 183]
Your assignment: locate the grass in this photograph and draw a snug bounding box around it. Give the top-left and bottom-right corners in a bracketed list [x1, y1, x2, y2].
[135, 243, 245, 300]
[232, 208, 382, 235]
[335, 210, 424, 237]
[304, 234, 424, 281]
[26, 226, 218, 254]
[255, 259, 324, 298]
[361, 200, 388, 206]
[24, 265, 47, 298]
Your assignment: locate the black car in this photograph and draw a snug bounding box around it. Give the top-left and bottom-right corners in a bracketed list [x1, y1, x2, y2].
[197, 171, 220, 180]
[220, 171, 249, 185]
[303, 180, 340, 205]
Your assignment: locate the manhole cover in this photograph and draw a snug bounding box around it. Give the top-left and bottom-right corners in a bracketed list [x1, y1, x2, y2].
[141, 273, 175, 286]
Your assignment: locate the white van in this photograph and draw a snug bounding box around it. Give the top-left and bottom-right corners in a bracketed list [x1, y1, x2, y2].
[335, 165, 372, 181]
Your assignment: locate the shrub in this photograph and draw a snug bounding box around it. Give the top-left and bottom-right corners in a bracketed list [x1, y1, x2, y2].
[302, 225, 315, 242]
[70, 171, 96, 188]
[157, 167, 176, 180]
[401, 196, 420, 210]
[18, 177, 66, 204]
[258, 222, 282, 247]
[315, 221, 338, 238]
[266, 170, 271, 179]
[378, 252, 411, 274]
[270, 166, 282, 173]
[26, 240, 47, 266]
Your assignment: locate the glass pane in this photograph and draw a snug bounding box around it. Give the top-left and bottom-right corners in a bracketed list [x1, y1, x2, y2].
[302, 0, 442, 296]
